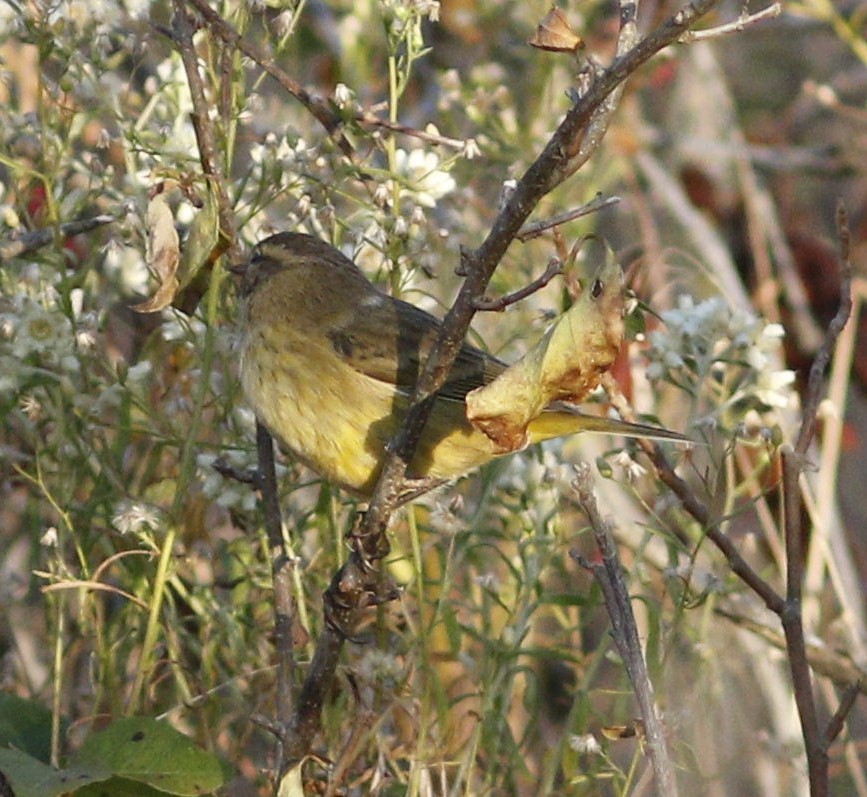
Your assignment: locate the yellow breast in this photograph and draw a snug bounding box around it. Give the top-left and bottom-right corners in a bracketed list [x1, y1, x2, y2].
[240, 321, 399, 493]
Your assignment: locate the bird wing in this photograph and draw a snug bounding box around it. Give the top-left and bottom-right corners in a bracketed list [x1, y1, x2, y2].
[325, 291, 505, 403]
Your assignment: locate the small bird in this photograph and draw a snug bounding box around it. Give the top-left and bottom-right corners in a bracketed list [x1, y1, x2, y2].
[236, 232, 685, 497]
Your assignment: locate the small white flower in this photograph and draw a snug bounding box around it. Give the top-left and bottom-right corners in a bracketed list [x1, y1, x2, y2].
[611, 450, 647, 481]
[19, 394, 42, 421]
[394, 148, 455, 208]
[103, 241, 151, 295]
[11, 304, 73, 361]
[69, 288, 84, 319]
[41, 527, 58, 547]
[430, 495, 464, 535]
[296, 194, 312, 217]
[231, 406, 257, 439]
[569, 733, 602, 755]
[416, 0, 440, 21]
[332, 83, 356, 109]
[754, 368, 795, 408]
[645, 295, 796, 425]
[274, 10, 295, 38]
[373, 181, 392, 209]
[124, 0, 151, 20]
[474, 572, 498, 590]
[112, 501, 161, 535]
[462, 138, 481, 159]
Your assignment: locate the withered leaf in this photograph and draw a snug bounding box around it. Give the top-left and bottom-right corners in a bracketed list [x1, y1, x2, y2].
[528, 7, 584, 54]
[132, 191, 180, 313]
[600, 719, 646, 740]
[465, 246, 624, 451]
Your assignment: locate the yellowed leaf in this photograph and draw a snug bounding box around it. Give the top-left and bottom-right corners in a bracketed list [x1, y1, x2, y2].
[132, 190, 180, 313]
[465, 247, 624, 451]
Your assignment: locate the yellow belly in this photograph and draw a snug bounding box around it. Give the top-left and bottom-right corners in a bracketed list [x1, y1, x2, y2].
[240, 325, 505, 494]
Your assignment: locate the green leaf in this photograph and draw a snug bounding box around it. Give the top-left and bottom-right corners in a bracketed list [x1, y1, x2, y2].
[178, 187, 220, 291]
[71, 718, 226, 796]
[0, 694, 55, 762]
[0, 747, 108, 797]
[75, 775, 188, 797]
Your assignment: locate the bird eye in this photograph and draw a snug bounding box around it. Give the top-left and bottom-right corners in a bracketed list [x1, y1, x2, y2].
[591, 278, 604, 299]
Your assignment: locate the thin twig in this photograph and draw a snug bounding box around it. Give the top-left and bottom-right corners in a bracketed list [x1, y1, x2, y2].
[571, 463, 679, 797]
[256, 423, 297, 735]
[679, 2, 781, 41]
[185, 0, 477, 162]
[472, 257, 563, 311]
[795, 203, 853, 456]
[777, 204, 855, 797]
[355, 110, 476, 152]
[0, 215, 114, 261]
[715, 607, 867, 693]
[170, 0, 241, 310]
[825, 682, 861, 745]
[781, 444, 826, 796]
[516, 194, 620, 242]
[211, 457, 258, 485]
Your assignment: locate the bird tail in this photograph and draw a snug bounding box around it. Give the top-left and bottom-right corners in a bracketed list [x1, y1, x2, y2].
[527, 405, 689, 445]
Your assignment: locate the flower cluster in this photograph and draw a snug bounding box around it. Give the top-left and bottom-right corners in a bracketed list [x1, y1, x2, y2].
[645, 295, 796, 432]
[0, 276, 89, 399]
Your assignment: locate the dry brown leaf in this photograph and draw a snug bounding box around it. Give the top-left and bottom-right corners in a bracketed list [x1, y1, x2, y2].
[528, 7, 584, 53]
[600, 719, 646, 740]
[132, 190, 180, 313]
[465, 248, 624, 451]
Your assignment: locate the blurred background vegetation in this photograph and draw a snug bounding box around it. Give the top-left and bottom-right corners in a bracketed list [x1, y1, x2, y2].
[0, 0, 865, 794]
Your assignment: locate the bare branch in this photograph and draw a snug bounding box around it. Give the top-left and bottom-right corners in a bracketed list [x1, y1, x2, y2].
[679, 2, 782, 41]
[256, 423, 297, 737]
[0, 215, 113, 261]
[781, 444, 827, 796]
[825, 682, 860, 745]
[715, 606, 867, 693]
[795, 203, 854, 455]
[571, 463, 679, 797]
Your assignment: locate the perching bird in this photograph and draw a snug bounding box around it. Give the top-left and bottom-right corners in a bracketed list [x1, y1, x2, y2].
[236, 232, 685, 497]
